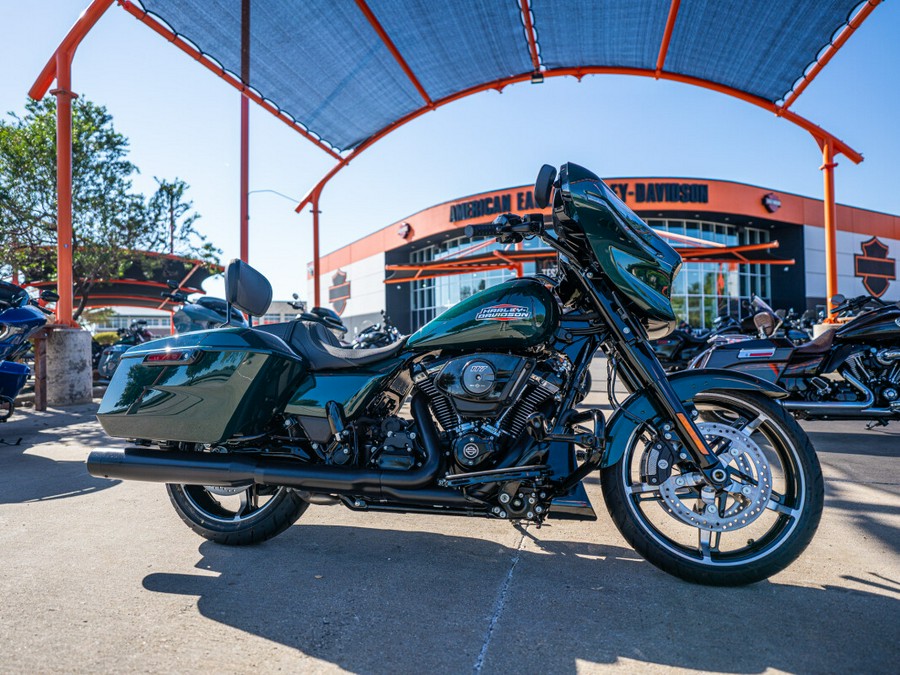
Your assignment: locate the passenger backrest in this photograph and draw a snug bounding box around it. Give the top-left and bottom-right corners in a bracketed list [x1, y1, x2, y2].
[224, 259, 272, 318]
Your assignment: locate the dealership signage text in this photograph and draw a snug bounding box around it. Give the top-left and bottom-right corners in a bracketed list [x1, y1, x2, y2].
[449, 183, 709, 222]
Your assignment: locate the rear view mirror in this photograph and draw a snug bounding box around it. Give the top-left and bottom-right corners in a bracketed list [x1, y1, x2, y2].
[534, 164, 557, 209]
[830, 294, 845, 306]
[40, 290, 60, 302]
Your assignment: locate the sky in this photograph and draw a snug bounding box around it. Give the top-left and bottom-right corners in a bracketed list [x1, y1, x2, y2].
[1, 1, 899, 302]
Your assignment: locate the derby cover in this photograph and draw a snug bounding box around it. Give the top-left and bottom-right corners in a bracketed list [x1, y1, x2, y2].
[128, 0, 868, 154]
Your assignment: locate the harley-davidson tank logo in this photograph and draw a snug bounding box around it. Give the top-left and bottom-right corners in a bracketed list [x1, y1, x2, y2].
[328, 270, 351, 316]
[475, 304, 531, 321]
[854, 237, 896, 298]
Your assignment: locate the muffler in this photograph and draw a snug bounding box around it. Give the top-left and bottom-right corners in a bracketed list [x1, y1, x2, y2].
[780, 371, 884, 416]
[87, 395, 444, 493]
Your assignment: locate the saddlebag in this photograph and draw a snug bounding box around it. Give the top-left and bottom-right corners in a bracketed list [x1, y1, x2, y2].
[0, 360, 29, 400]
[97, 328, 306, 444]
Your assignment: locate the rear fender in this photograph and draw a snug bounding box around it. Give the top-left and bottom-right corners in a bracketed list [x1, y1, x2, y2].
[600, 369, 786, 468]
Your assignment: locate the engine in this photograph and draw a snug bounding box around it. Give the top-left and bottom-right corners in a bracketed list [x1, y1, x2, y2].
[412, 353, 566, 471]
[826, 348, 900, 407]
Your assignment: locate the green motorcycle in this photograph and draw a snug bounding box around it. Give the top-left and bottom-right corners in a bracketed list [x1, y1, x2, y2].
[88, 163, 823, 586]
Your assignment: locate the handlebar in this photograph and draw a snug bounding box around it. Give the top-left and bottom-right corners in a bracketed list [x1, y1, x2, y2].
[464, 213, 547, 241]
[30, 300, 54, 316]
[830, 294, 889, 315]
[464, 223, 502, 238]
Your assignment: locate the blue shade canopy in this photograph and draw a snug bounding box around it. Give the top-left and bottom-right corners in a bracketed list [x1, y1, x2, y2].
[133, 0, 868, 153]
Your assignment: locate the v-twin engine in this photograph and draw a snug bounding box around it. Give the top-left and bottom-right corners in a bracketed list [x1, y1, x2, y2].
[412, 353, 565, 470]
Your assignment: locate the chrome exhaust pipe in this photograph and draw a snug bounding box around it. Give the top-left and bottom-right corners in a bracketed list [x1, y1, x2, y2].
[780, 372, 897, 417]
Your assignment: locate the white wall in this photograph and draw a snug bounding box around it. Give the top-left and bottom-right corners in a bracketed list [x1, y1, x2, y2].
[309, 251, 387, 318]
[804, 225, 899, 302]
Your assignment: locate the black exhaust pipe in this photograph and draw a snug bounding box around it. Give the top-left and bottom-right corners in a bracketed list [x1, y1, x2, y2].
[87, 395, 444, 493]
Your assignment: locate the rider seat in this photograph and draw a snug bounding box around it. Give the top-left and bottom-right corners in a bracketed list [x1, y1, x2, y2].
[793, 329, 835, 355]
[256, 320, 404, 370]
[225, 259, 403, 371]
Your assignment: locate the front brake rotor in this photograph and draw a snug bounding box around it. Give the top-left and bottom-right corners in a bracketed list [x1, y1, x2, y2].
[656, 422, 773, 532]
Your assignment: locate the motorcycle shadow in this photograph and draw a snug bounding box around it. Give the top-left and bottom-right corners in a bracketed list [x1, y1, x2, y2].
[0, 409, 120, 504]
[142, 523, 899, 674]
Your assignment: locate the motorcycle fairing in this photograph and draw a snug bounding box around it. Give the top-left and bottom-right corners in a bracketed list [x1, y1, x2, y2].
[555, 163, 681, 335]
[600, 369, 787, 468]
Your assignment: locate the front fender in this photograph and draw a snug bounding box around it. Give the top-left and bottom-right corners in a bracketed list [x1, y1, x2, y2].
[600, 368, 786, 468]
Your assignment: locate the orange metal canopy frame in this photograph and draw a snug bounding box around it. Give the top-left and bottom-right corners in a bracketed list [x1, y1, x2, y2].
[30, 0, 883, 325]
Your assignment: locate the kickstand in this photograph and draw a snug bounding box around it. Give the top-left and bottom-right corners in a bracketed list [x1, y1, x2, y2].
[865, 419, 889, 430]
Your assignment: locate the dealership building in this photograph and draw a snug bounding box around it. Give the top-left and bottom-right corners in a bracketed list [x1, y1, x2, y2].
[312, 177, 899, 336]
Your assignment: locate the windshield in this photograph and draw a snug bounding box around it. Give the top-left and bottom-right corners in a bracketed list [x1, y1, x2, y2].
[556, 162, 682, 328]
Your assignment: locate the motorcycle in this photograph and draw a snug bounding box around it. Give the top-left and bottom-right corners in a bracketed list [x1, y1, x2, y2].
[96, 320, 154, 380]
[87, 163, 823, 586]
[651, 319, 739, 372]
[0, 281, 58, 421]
[164, 282, 248, 333]
[288, 294, 349, 343]
[692, 292, 900, 428]
[352, 310, 402, 350]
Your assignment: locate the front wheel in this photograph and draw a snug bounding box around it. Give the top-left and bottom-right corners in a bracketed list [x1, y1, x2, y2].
[166, 483, 308, 545]
[601, 391, 823, 586]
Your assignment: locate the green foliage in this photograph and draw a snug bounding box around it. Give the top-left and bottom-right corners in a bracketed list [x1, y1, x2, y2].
[92, 331, 120, 346]
[0, 97, 220, 318]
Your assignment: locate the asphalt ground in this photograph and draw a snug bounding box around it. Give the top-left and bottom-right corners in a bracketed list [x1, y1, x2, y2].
[0, 362, 898, 674]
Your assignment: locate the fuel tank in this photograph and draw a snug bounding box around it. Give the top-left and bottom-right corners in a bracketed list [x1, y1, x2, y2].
[836, 306, 900, 343]
[407, 278, 560, 351]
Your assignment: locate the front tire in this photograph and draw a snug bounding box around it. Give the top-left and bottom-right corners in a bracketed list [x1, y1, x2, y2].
[601, 391, 823, 586]
[166, 483, 308, 545]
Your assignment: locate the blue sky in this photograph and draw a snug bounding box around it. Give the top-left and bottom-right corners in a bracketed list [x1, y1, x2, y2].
[1, 1, 899, 300]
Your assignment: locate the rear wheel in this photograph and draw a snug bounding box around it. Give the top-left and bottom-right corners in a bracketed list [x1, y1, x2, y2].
[166, 483, 308, 545]
[601, 391, 823, 586]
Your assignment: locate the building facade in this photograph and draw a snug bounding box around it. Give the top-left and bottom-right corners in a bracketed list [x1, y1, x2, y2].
[312, 177, 900, 336]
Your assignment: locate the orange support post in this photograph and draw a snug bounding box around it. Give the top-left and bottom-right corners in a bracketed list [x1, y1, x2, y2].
[656, 0, 681, 76]
[239, 0, 250, 262]
[239, 96, 249, 262]
[311, 190, 322, 307]
[821, 138, 839, 321]
[51, 52, 77, 326]
[29, 0, 115, 326]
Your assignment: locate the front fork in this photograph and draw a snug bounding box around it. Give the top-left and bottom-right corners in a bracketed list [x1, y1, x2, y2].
[589, 284, 730, 487]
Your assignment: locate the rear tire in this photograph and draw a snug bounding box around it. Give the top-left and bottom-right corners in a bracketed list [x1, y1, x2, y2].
[601, 391, 823, 586]
[166, 483, 308, 545]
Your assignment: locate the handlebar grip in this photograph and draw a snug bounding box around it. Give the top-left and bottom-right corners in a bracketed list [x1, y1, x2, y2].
[465, 223, 499, 238]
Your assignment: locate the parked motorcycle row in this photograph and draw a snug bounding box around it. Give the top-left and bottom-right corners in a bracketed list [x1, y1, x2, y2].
[94, 284, 403, 380]
[651, 297, 814, 372]
[693, 293, 900, 428]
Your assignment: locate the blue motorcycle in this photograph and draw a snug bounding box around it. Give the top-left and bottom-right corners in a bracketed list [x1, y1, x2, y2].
[0, 281, 58, 421]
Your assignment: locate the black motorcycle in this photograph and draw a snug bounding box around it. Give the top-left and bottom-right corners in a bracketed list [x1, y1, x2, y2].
[352, 311, 402, 350]
[288, 294, 349, 343]
[87, 163, 823, 586]
[693, 293, 900, 427]
[96, 320, 154, 380]
[651, 317, 744, 372]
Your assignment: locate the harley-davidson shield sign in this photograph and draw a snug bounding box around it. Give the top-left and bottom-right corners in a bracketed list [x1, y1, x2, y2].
[854, 237, 896, 298]
[329, 270, 351, 315]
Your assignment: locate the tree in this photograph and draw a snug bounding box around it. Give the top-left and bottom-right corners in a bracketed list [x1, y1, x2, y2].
[0, 97, 219, 319]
